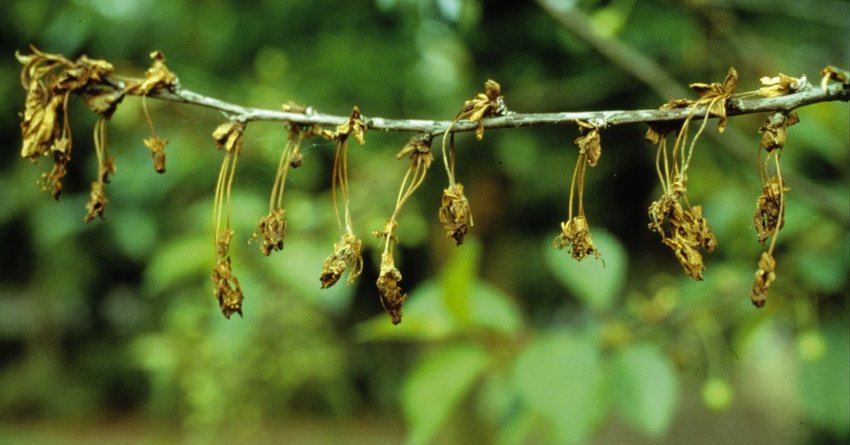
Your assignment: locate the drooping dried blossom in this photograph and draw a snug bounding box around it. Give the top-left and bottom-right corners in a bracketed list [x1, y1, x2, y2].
[213, 121, 245, 153]
[252, 208, 287, 256]
[325, 106, 367, 144]
[753, 176, 790, 244]
[439, 183, 473, 246]
[376, 251, 407, 325]
[751, 251, 776, 308]
[83, 118, 116, 223]
[212, 229, 243, 318]
[320, 233, 364, 288]
[553, 216, 600, 261]
[130, 50, 178, 95]
[648, 196, 717, 280]
[143, 136, 168, 173]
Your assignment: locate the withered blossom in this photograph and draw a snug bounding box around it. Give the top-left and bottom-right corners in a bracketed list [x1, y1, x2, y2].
[753, 176, 790, 244]
[439, 183, 473, 246]
[759, 73, 806, 97]
[212, 230, 243, 319]
[820, 65, 850, 91]
[553, 216, 600, 261]
[455, 79, 508, 140]
[320, 233, 364, 288]
[376, 251, 407, 325]
[751, 251, 776, 308]
[575, 121, 602, 167]
[649, 197, 716, 280]
[143, 136, 168, 173]
[688, 67, 738, 133]
[758, 111, 799, 152]
[253, 208, 287, 256]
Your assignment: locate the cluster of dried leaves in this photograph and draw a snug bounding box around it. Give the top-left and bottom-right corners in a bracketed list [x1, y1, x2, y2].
[554, 121, 603, 262]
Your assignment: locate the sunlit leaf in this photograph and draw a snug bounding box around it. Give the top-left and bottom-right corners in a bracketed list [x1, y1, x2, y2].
[512, 333, 606, 444]
[403, 343, 490, 445]
[611, 343, 680, 437]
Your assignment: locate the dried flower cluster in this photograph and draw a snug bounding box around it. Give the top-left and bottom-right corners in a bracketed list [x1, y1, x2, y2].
[320, 108, 366, 289]
[644, 69, 738, 280]
[554, 121, 603, 262]
[211, 121, 246, 317]
[750, 106, 798, 307]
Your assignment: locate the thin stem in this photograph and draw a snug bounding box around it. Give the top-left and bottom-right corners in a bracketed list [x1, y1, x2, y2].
[767, 152, 784, 256]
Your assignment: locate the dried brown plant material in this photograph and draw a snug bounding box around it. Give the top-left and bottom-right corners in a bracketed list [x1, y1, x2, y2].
[820, 65, 850, 91]
[320, 233, 364, 288]
[753, 176, 790, 244]
[575, 120, 602, 167]
[143, 135, 168, 173]
[131, 50, 178, 95]
[84, 117, 116, 222]
[254, 208, 287, 256]
[554, 216, 600, 261]
[689, 67, 737, 133]
[325, 106, 367, 144]
[759, 73, 806, 97]
[439, 183, 473, 246]
[758, 111, 799, 152]
[648, 196, 716, 280]
[751, 251, 776, 308]
[212, 229, 243, 318]
[376, 251, 407, 325]
[211, 121, 245, 318]
[456, 79, 507, 140]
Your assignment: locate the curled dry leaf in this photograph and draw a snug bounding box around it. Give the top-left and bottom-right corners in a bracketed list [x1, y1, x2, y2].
[84, 180, 109, 223]
[320, 233, 364, 288]
[326, 106, 367, 144]
[751, 251, 776, 308]
[553, 216, 601, 261]
[376, 251, 406, 325]
[212, 121, 246, 153]
[439, 183, 473, 246]
[753, 176, 790, 244]
[396, 133, 434, 169]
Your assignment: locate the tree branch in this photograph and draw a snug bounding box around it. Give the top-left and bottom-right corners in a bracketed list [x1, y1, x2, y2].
[135, 76, 849, 135]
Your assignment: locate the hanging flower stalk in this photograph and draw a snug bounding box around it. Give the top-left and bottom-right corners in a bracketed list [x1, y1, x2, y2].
[439, 79, 508, 245]
[251, 125, 307, 256]
[646, 68, 737, 280]
[372, 134, 433, 325]
[320, 107, 367, 289]
[211, 121, 246, 318]
[554, 120, 603, 261]
[134, 50, 178, 173]
[751, 110, 797, 307]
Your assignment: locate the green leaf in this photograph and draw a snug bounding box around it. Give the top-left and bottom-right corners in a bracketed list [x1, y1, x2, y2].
[403, 344, 490, 445]
[611, 343, 680, 437]
[544, 229, 627, 312]
[355, 281, 458, 342]
[144, 236, 210, 295]
[799, 320, 850, 436]
[469, 282, 523, 335]
[512, 333, 606, 444]
[441, 237, 482, 323]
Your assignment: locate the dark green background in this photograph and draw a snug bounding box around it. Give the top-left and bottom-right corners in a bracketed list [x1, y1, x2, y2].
[0, 0, 847, 443]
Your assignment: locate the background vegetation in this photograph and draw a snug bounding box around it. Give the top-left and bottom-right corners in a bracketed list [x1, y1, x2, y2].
[0, 0, 847, 443]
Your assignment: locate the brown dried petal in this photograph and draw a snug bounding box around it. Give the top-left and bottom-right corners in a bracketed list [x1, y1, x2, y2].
[320, 233, 363, 288]
[396, 134, 433, 169]
[758, 111, 799, 152]
[751, 251, 776, 308]
[376, 252, 406, 325]
[575, 126, 602, 167]
[132, 50, 178, 95]
[439, 183, 474, 246]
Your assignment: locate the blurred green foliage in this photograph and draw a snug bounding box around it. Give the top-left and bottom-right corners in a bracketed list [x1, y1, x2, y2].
[0, 0, 848, 444]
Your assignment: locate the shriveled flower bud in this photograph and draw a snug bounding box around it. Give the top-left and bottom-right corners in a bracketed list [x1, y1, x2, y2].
[439, 183, 473, 246]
